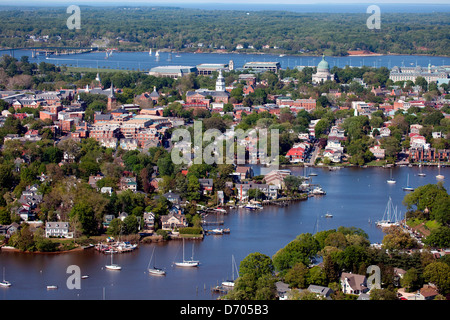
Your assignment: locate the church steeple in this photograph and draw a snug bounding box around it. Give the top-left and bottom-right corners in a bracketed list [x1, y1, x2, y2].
[215, 69, 225, 92]
[107, 82, 116, 111]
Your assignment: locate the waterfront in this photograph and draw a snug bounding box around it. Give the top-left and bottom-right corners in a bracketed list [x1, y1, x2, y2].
[9, 50, 450, 73]
[0, 166, 448, 300]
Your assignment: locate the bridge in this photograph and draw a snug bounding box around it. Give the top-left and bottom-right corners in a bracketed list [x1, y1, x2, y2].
[0, 46, 99, 58]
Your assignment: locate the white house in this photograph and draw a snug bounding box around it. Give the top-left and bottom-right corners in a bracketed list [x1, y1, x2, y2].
[340, 272, 369, 295]
[45, 222, 72, 238]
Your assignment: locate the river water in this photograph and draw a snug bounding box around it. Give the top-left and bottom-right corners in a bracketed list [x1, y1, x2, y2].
[9, 50, 450, 72]
[0, 165, 448, 300]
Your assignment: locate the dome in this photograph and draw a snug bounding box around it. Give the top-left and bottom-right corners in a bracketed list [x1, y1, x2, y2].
[317, 54, 330, 70]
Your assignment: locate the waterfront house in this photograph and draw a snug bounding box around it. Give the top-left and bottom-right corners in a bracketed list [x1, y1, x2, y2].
[340, 272, 369, 295]
[161, 212, 188, 231]
[264, 169, 291, 189]
[0, 223, 19, 238]
[143, 212, 155, 231]
[45, 222, 72, 238]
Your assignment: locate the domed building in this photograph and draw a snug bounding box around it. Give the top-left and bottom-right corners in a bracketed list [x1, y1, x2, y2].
[312, 54, 335, 84]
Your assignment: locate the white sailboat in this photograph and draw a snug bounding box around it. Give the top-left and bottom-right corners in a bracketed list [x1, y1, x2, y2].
[387, 168, 396, 184]
[403, 174, 414, 191]
[149, 48, 152, 56]
[105, 252, 121, 270]
[376, 197, 400, 228]
[436, 163, 444, 180]
[148, 247, 166, 276]
[222, 255, 239, 287]
[418, 162, 426, 177]
[0, 268, 11, 287]
[174, 239, 199, 267]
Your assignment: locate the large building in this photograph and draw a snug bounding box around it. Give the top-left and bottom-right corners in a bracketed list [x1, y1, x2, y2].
[185, 69, 230, 105]
[389, 64, 449, 83]
[196, 63, 228, 75]
[148, 65, 197, 78]
[243, 61, 280, 73]
[312, 55, 335, 84]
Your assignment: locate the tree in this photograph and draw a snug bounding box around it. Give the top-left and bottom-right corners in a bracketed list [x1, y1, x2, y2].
[284, 262, 309, 288]
[400, 268, 422, 292]
[239, 252, 274, 279]
[423, 262, 450, 295]
[70, 202, 98, 236]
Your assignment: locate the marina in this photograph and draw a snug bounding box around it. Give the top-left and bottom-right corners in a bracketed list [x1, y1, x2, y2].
[0, 166, 448, 300]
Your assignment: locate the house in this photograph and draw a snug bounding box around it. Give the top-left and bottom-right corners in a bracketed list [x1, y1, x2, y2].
[162, 191, 181, 205]
[264, 169, 291, 189]
[235, 166, 254, 181]
[0, 223, 19, 238]
[307, 285, 334, 299]
[143, 212, 155, 230]
[198, 179, 213, 194]
[103, 214, 115, 227]
[369, 145, 386, 159]
[161, 212, 188, 230]
[340, 272, 369, 295]
[88, 174, 104, 189]
[45, 222, 72, 238]
[119, 176, 137, 192]
[417, 285, 439, 300]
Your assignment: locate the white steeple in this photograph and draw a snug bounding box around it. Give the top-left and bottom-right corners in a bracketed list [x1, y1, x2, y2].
[216, 69, 225, 92]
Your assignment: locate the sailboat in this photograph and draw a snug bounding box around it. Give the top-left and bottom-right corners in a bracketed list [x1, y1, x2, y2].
[418, 163, 426, 177]
[402, 174, 414, 191]
[174, 239, 199, 267]
[222, 255, 239, 287]
[387, 168, 396, 184]
[376, 197, 399, 228]
[436, 162, 444, 180]
[148, 247, 166, 276]
[149, 48, 152, 56]
[105, 252, 121, 270]
[0, 267, 11, 287]
[167, 52, 172, 61]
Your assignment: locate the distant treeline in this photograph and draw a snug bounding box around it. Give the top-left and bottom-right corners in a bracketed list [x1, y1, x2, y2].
[0, 6, 449, 56]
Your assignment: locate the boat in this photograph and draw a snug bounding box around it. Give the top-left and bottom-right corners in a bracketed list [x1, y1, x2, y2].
[149, 48, 152, 56]
[209, 228, 224, 235]
[0, 268, 11, 287]
[105, 252, 121, 270]
[245, 203, 263, 210]
[309, 172, 318, 176]
[148, 247, 166, 276]
[46, 285, 58, 290]
[222, 255, 239, 288]
[418, 162, 426, 177]
[436, 163, 444, 180]
[81, 275, 89, 279]
[376, 197, 400, 228]
[174, 238, 199, 267]
[387, 168, 396, 184]
[325, 212, 333, 218]
[311, 186, 326, 195]
[155, 50, 160, 57]
[402, 174, 414, 191]
[214, 207, 227, 213]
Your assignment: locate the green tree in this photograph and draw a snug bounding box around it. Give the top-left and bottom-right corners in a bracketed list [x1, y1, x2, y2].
[423, 262, 450, 295]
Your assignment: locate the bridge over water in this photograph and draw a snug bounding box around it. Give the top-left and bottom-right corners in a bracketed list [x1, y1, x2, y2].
[0, 46, 98, 58]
